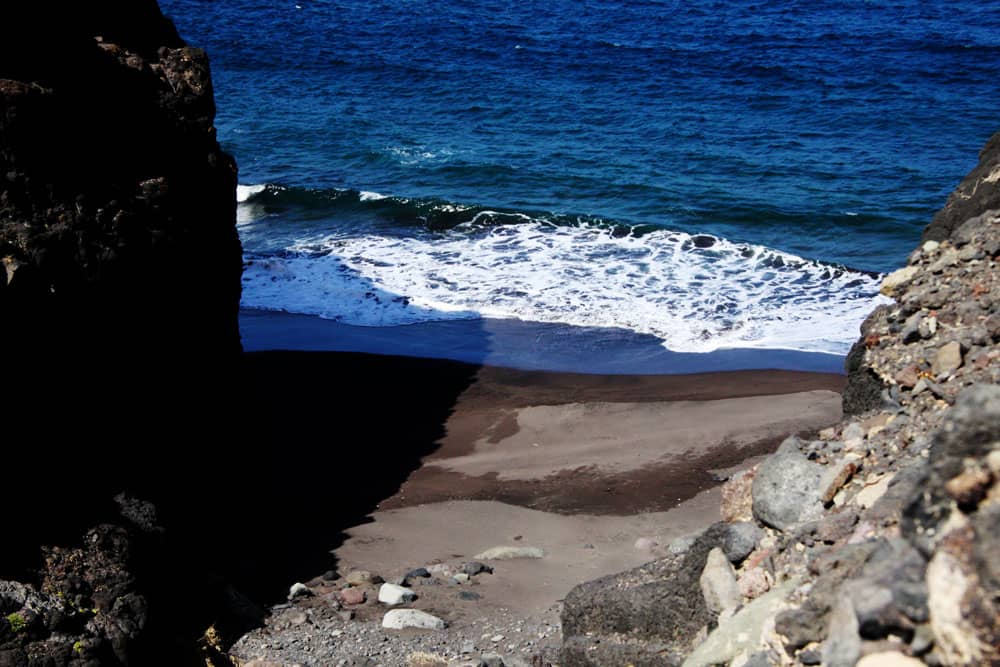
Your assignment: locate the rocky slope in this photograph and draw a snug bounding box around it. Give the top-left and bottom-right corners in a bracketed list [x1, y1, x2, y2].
[0, 3, 245, 666]
[560, 132, 1000, 667]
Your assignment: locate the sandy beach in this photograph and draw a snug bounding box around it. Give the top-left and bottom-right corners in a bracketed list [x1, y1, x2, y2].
[230, 348, 845, 664]
[329, 362, 844, 611]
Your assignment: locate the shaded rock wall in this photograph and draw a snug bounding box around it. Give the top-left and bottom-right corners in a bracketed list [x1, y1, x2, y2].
[0, 0, 242, 552]
[1, 4, 246, 665]
[0, 1, 242, 359]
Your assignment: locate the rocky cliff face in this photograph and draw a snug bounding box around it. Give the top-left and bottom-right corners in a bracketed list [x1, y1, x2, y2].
[0, 1, 242, 358]
[0, 3, 245, 665]
[560, 134, 1000, 667]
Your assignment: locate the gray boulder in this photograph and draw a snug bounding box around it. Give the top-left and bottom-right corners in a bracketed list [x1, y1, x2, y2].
[751, 437, 825, 530]
[721, 521, 763, 564]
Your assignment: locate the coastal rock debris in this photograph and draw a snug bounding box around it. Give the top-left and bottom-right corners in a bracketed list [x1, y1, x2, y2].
[560, 130, 1000, 667]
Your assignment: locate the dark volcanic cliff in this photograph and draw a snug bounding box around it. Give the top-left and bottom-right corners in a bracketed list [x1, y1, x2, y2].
[0, 1, 242, 357]
[1, 3, 246, 665]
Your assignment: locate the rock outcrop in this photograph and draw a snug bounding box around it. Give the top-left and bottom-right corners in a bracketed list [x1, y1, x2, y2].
[560, 134, 1000, 666]
[0, 1, 242, 358]
[1, 3, 245, 665]
[922, 131, 1000, 242]
[1, 0, 242, 541]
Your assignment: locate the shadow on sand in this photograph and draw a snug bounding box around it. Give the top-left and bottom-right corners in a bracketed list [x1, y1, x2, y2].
[227, 348, 482, 600]
[2, 271, 487, 622]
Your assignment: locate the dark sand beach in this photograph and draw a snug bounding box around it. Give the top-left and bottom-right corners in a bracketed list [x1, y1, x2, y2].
[236, 310, 845, 623]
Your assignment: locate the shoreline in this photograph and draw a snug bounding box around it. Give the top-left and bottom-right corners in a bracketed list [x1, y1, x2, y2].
[240, 308, 849, 375]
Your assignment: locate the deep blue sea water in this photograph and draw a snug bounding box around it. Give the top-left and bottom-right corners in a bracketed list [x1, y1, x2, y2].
[161, 0, 999, 365]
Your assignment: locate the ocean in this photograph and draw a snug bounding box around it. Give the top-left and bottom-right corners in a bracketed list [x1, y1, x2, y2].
[160, 0, 1000, 371]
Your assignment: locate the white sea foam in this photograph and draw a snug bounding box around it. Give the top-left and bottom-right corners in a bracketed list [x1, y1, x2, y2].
[359, 190, 388, 201]
[241, 221, 890, 354]
[236, 183, 267, 203]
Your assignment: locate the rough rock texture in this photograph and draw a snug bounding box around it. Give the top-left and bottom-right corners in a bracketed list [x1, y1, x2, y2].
[561, 131, 1000, 667]
[1, 3, 244, 666]
[0, 495, 264, 667]
[751, 437, 825, 530]
[0, 3, 242, 358]
[560, 523, 731, 666]
[922, 130, 1000, 242]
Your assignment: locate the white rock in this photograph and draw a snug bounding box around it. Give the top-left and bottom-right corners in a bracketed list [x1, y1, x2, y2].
[682, 581, 797, 667]
[474, 546, 545, 560]
[699, 547, 742, 616]
[453, 573, 470, 584]
[382, 608, 446, 630]
[854, 472, 895, 509]
[288, 582, 310, 599]
[378, 582, 417, 606]
[922, 240, 940, 253]
[927, 548, 984, 665]
[841, 422, 865, 441]
[880, 265, 919, 296]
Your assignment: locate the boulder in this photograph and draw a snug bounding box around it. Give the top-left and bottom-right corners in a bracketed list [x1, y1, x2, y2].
[922, 130, 1000, 241]
[682, 581, 796, 667]
[751, 437, 825, 530]
[561, 524, 730, 666]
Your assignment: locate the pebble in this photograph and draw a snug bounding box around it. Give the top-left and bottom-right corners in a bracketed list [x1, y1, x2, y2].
[721, 521, 762, 564]
[932, 341, 963, 376]
[737, 566, 771, 600]
[461, 561, 494, 576]
[345, 570, 376, 586]
[406, 567, 431, 579]
[819, 457, 860, 503]
[881, 266, 919, 295]
[854, 473, 895, 509]
[894, 363, 921, 388]
[944, 467, 991, 508]
[720, 466, 756, 522]
[288, 583, 311, 599]
[799, 648, 822, 665]
[339, 588, 366, 606]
